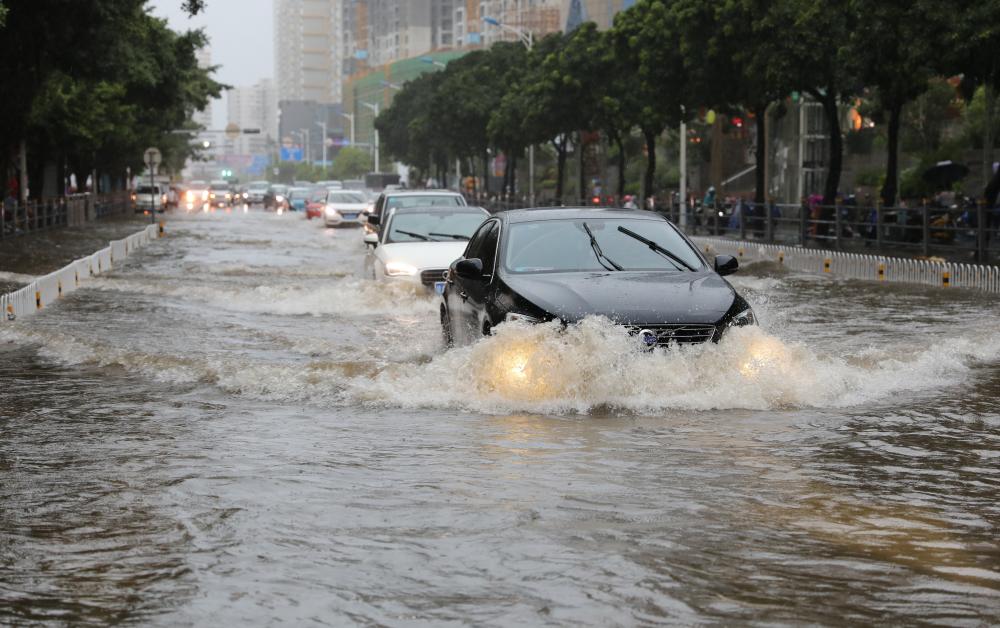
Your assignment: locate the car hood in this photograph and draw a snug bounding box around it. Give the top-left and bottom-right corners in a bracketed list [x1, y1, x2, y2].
[504, 270, 736, 325]
[379, 242, 468, 270]
[326, 203, 368, 212]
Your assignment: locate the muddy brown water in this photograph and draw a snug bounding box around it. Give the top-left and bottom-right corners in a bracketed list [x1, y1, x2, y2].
[1, 210, 997, 625]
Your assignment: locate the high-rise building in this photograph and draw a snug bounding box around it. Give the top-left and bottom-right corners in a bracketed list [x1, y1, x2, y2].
[563, 0, 635, 31]
[476, 0, 562, 47]
[274, 0, 342, 104]
[226, 79, 278, 156]
[193, 47, 214, 130]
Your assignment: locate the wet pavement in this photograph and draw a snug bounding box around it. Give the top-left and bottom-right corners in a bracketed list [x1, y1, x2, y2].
[1, 209, 998, 625]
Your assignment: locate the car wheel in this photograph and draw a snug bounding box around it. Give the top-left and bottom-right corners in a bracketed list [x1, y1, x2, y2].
[482, 320, 492, 337]
[441, 305, 454, 348]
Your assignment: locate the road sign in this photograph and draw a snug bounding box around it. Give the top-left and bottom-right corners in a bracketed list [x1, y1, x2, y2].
[280, 147, 303, 162]
[143, 147, 162, 167]
[225, 123, 240, 140]
[242, 128, 261, 135]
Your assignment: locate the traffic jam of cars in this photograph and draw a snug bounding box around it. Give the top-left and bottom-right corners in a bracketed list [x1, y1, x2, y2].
[164, 180, 756, 373]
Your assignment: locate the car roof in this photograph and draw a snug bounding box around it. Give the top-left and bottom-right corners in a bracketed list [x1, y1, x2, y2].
[382, 189, 462, 197]
[389, 205, 488, 215]
[497, 207, 666, 224]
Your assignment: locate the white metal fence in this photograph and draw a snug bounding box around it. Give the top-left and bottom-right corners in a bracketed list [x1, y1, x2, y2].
[1, 223, 160, 322]
[692, 236, 1000, 293]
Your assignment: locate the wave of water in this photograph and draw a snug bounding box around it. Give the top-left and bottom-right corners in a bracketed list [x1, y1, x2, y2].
[6, 315, 997, 415]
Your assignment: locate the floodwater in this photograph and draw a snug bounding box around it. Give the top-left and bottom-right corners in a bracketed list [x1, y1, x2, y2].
[1, 210, 998, 626]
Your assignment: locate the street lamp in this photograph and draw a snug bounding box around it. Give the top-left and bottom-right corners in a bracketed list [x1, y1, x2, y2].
[359, 101, 380, 173]
[419, 56, 447, 69]
[341, 112, 356, 148]
[482, 16, 535, 202]
[315, 121, 328, 177]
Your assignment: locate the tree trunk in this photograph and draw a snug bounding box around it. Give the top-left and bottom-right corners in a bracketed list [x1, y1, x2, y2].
[482, 152, 490, 194]
[509, 154, 517, 196]
[816, 90, 843, 206]
[984, 84, 995, 188]
[615, 134, 626, 200]
[642, 126, 657, 205]
[578, 132, 586, 203]
[555, 138, 568, 203]
[753, 104, 767, 206]
[881, 101, 903, 207]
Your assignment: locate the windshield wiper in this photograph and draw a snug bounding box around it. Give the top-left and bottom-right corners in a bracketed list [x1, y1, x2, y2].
[428, 232, 470, 240]
[582, 222, 623, 271]
[394, 229, 439, 242]
[616, 226, 696, 271]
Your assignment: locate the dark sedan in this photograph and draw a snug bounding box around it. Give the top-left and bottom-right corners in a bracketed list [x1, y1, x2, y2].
[441, 208, 755, 348]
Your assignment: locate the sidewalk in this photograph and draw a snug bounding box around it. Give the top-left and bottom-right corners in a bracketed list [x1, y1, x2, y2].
[0, 214, 154, 293]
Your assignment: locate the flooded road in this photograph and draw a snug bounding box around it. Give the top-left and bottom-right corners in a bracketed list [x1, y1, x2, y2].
[1, 209, 998, 625]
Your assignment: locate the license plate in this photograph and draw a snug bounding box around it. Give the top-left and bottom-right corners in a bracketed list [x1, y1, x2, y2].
[434, 282, 446, 295]
[343, 213, 358, 219]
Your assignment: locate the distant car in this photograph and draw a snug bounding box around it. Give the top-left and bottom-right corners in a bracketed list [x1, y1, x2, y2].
[316, 180, 343, 189]
[208, 180, 233, 208]
[364, 205, 490, 293]
[132, 184, 166, 213]
[287, 187, 312, 212]
[246, 180, 269, 205]
[323, 190, 369, 227]
[265, 184, 289, 211]
[342, 179, 366, 191]
[440, 208, 755, 348]
[367, 190, 468, 233]
[184, 180, 210, 211]
[305, 188, 328, 220]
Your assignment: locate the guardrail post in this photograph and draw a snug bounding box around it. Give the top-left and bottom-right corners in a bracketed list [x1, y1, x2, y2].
[977, 199, 987, 263]
[921, 199, 930, 258]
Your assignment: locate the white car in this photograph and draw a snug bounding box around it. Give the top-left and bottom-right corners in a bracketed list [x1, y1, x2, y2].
[365, 205, 490, 293]
[324, 190, 369, 227]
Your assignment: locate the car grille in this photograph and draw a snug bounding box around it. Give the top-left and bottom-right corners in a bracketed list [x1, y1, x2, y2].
[627, 324, 717, 345]
[420, 269, 448, 287]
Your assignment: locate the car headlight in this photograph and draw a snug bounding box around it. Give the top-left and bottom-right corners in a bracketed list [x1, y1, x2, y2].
[325, 206, 340, 217]
[275, 195, 285, 203]
[505, 312, 541, 324]
[210, 193, 216, 199]
[729, 307, 756, 327]
[242, 192, 248, 199]
[201, 191, 209, 200]
[385, 261, 418, 277]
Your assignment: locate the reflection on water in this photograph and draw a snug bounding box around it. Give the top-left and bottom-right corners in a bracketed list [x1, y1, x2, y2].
[1, 210, 997, 624]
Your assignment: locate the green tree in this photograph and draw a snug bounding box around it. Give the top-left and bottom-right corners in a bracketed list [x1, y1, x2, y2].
[612, 0, 688, 203]
[331, 147, 372, 180]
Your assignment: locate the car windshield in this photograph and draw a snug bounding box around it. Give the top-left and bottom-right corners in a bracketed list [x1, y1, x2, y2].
[385, 194, 463, 210]
[503, 218, 703, 274]
[289, 188, 311, 198]
[210, 182, 229, 191]
[136, 186, 159, 194]
[385, 210, 487, 244]
[310, 189, 328, 201]
[271, 185, 287, 193]
[327, 192, 365, 204]
[248, 182, 268, 191]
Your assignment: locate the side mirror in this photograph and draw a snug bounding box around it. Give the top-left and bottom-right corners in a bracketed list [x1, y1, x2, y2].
[363, 233, 378, 248]
[366, 213, 380, 226]
[715, 254, 739, 276]
[455, 258, 484, 279]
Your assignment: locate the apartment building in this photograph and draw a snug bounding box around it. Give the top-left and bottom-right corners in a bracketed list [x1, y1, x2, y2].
[226, 79, 279, 156]
[274, 0, 342, 104]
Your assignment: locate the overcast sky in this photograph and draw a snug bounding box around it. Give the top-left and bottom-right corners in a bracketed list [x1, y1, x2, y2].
[147, 0, 273, 128]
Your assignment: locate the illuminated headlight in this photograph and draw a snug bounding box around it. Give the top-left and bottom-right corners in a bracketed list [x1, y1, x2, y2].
[210, 193, 216, 199]
[242, 192, 248, 199]
[385, 261, 418, 277]
[325, 206, 340, 218]
[185, 191, 194, 201]
[505, 312, 541, 324]
[225, 193, 232, 200]
[275, 195, 285, 203]
[729, 308, 757, 327]
[201, 191, 209, 201]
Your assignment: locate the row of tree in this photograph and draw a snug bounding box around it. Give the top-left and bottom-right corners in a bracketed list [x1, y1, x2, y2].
[375, 0, 1000, 206]
[0, 1, 223, 201]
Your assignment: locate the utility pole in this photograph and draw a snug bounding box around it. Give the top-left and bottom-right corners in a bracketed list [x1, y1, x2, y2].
[360, 101, 380, 173]
[680, 117, 687, 228]
[316, 121, 328, 177]
[341, 112, 356, 147]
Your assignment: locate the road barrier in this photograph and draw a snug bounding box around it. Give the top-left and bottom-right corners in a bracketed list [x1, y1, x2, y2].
[692, 236, 1000, 293]
[0, 223, 159, 322]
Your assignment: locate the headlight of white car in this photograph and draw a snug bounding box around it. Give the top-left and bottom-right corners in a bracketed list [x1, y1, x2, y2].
[325, 205, 340, 217]
[385, 261, 418, 277]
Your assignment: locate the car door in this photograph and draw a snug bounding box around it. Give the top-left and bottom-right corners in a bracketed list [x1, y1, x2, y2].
[450, 220, 499, 344]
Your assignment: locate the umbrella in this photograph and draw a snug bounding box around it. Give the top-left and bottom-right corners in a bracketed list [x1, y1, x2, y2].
[922, 160, 969, 189]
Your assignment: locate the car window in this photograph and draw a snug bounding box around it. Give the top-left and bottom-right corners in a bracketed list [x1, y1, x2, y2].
[385, 195, 462, 210]
[327, 192, 366, 204]
[464, 220, 494, 260]
[385, 211, 488, 244]
[479, 222, 500, 276]
[503, 218, 703, 274]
